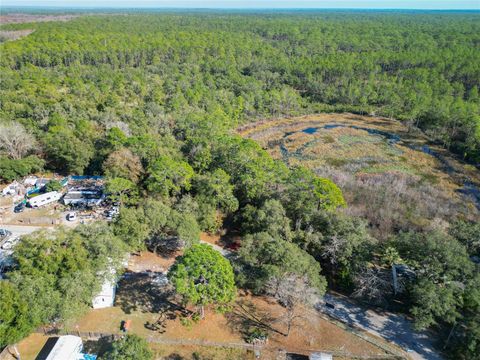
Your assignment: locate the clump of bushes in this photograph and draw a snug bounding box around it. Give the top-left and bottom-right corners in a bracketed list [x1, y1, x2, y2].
[0, 155, 44, 182]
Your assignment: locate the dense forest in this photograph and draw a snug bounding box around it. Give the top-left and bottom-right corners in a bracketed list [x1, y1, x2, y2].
[0, 11, 479, 359]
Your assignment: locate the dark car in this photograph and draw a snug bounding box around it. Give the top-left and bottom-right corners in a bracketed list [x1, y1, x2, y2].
[0, 229, 12, 238]
[14, 202, 25, 213]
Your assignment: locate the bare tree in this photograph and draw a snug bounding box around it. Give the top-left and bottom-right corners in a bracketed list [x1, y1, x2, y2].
[321, 234, 346, 266]
[103, 148, 143, 183]
[352, 266, 392, 306]
[0, 122, 37, 159]
[265, 274, 319, 336]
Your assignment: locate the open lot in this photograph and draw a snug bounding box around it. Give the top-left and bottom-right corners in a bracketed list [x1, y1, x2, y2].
[7, 236, 403, 360]
[62, 249, 395, 359]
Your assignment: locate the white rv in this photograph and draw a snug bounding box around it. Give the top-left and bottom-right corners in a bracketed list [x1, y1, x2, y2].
[44, 335, 83, 360]
[92, 278, 116, 309]
[28, 191, 62, 208]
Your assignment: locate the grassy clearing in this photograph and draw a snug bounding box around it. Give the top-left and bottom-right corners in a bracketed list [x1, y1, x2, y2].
[64, 246, 389, 358]
[242, 113, 480, 238]
[241, 113, 480, 207]
[66, 289, 386, 357]
[13, 247, 395, 360]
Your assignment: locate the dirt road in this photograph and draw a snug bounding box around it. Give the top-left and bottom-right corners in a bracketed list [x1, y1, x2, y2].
[320, 294, 442, 360]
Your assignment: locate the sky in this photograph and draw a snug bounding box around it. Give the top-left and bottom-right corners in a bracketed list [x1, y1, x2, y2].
[2, 0, 479, 9]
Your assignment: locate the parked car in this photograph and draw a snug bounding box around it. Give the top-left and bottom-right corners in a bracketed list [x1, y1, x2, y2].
[66, 212, 77, 221]
[0, 229, 12, 239]
[1, 238, 18, 250]
[14, 202, 25, 213]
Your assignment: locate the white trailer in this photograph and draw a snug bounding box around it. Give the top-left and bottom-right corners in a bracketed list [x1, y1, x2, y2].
[92, 278, 116, 309]
[28, 191, 62, 208]
[44, 335, 83, 360]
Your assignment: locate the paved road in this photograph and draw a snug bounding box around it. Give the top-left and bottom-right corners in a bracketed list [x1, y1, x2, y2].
[0, 224, 47, 237]
[0, 225, 47, 271]
[320, 293, 442, 360]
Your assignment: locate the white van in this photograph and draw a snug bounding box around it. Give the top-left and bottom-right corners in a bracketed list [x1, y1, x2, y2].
[28, 191, 62, 208]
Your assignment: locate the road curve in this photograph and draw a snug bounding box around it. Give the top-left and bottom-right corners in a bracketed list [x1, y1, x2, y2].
[320, 293, 442, 360]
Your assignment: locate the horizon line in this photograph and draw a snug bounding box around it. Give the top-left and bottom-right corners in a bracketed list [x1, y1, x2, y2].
[1, 5, 479, 10]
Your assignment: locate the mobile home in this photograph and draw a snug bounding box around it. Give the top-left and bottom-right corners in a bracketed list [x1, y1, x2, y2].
[38, 335, 83, 360]
[28, 191, 62, 208]
[92, 278, 116, 309]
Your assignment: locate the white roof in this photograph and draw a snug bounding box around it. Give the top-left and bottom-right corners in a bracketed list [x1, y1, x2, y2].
[45, 335, 83, 360]
[96, 279, 116, 298]
[24, 177, 37, 186]
[28, 191, 61, 205]
[2, 182, 18, 195]
[92, 276, 116, 309]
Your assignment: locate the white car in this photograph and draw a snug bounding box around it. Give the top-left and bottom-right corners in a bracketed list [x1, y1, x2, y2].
[1, 240, 13, 250]
[1, 237, 18, 250]
[67, 212, 77, 221]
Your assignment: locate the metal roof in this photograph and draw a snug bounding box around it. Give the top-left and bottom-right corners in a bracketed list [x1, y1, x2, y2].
[44, 335, 83, 360]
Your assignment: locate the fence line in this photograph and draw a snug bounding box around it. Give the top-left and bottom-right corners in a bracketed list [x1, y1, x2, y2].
[37, 328, 403, 360]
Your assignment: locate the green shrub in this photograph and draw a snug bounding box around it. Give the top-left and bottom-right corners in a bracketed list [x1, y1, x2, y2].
[245, 327, 268, 343]
[45, 180, 62, 192]
[0, 156, 45, 182]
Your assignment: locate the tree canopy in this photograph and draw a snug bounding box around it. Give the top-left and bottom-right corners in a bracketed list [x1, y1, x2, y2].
[101, 334, 153, 360]
[168, 244, 237, 317]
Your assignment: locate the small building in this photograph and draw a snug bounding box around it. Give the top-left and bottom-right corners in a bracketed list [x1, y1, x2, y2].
[23, 177, 38, 187]
[28, 191, 62, 208]
[63, 189, 105, 207]
[35, 178, 50, 188]
[92, 277, 116, 309]
[2, 181, 19, 196]
[38, 335, 83, 360]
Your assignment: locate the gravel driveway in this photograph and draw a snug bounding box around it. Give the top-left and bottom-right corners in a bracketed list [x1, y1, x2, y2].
[319, 293, 442, 360]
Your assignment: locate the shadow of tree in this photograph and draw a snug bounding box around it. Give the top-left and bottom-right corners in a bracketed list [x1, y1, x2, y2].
[83, 336, 113, 357]
[226, 299, 286, 340]
[164, 354, 185, 360]
[115, 272, 188, 327]
[147, 236, 183, 259]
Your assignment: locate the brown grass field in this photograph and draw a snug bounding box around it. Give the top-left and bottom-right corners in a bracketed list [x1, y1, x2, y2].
[0, 13, 78, 24]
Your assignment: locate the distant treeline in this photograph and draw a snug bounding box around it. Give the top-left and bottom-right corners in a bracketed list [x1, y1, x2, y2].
[1, 12, 479, 163]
